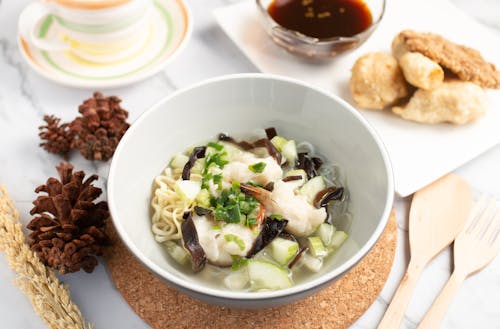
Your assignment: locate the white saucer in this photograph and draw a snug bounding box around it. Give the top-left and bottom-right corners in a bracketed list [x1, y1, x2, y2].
[18, 0, 192, 89]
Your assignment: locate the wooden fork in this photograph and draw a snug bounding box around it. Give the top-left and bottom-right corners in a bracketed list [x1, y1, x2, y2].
[417, 195, 500, 329]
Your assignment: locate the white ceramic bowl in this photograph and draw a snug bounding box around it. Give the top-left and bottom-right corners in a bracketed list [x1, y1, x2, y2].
[108, 74, 394, 308]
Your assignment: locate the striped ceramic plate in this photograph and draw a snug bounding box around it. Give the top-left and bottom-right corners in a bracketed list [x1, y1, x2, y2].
[18, 0, 191, 88]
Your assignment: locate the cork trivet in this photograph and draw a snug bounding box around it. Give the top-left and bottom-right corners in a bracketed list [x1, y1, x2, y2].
[104, 210, 397, 329]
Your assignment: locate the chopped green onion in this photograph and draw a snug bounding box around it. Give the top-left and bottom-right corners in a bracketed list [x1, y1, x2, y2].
[239, 200, 250, 213]
[231, 181, 240, 190]
[203, 152, 229, 175]
[246, 216, 257, 226]
[202, 161, 215, 175]
[207, 141, 224, 151]
[224, 234, 246, 251]
[216, 189, 228, 206]
[245, 206, 260, 226]
[210, 181, 259, 224]
[231, 256, 249, 271]
[213, 174, 223, 190]
[213, 174, 223, 184]
[201, 173, 213, 189]
[239, 214, 247, 225]
[195, 189, 211, 208]
[215, 204, 241, 223]
[248, 162, 267, 173]
[227, 205, 242, 223]
[269, 214, 283, 220]
[214, 152, 229, 166]
[212, 225, 222, 230]
[245, 181, 263, 188]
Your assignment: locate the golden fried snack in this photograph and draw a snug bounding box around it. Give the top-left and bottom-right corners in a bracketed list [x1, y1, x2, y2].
[399, 52, 444, 90]
[392, 80, 487, 124]
[350, 52, 410, 110]
[392, 30, 500, 89]
[391, 32, 409, 59]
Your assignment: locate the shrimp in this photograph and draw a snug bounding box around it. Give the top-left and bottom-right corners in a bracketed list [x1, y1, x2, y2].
[240, 181, 327, 237]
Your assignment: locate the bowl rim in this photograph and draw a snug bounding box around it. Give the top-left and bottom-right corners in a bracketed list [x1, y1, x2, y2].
[108, 73, 394, 300]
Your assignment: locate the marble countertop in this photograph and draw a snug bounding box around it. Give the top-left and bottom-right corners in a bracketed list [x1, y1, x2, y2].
[0, 0, 499, 328]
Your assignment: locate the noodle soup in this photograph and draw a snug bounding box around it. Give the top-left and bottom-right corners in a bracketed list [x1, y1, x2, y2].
[150, 128, 350, 291]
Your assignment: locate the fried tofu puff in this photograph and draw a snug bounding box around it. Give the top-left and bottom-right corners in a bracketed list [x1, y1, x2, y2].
[392, 80, 487, 124]
[399, 52, 444, 90]
[350, 52, 410, 110]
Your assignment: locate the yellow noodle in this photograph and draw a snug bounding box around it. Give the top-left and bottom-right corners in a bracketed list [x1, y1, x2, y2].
[150, 168, 201, 242]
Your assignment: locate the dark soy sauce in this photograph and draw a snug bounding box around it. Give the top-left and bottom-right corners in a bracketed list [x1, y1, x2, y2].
[268, 0, 372, 39]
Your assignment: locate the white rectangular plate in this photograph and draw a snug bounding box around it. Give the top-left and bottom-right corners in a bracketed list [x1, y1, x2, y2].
[214, 0, 500, 196]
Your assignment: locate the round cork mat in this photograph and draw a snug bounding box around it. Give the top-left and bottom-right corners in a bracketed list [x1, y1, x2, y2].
[104, 210, 397, 329]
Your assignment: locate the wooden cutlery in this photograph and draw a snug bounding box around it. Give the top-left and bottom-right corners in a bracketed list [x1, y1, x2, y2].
[377, 174, 472, 329]
[417, 195, 500, 328]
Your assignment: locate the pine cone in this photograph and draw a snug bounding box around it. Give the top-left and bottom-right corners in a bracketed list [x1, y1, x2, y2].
[70, 92, 130, 161]
[27, 162, 109, 274]
[39, 115, 73, 157]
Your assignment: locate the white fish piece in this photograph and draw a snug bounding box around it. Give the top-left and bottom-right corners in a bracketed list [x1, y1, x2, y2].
[222, 152, 282, 186]
[191, 215, 258, 266]
[192, 215, 229, 265]
[221, 223, 256, 257]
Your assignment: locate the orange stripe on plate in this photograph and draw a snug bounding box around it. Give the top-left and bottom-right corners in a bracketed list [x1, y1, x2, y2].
[45, 0, 132, 10]
[20, 38, 43, 69]
[176, 0, 189, 41]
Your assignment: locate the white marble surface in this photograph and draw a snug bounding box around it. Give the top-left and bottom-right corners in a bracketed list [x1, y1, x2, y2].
[0, 0, 499, 328]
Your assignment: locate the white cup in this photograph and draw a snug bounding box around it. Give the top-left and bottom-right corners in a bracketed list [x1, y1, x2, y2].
[19, 0, 153, 63]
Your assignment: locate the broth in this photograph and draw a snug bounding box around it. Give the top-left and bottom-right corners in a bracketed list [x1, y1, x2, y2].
[151, 129, 351, 291]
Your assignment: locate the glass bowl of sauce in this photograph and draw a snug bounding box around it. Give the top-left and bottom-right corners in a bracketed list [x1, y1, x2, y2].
[256, 0, 385, 58]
